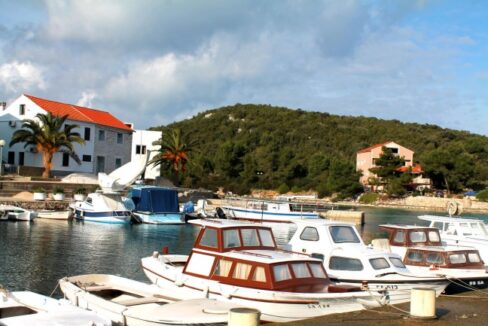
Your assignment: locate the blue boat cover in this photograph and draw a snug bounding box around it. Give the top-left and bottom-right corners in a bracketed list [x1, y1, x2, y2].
[129, 187, 179, 213]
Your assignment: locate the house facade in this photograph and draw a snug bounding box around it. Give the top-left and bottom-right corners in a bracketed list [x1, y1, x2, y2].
[0, 94, 133, 176]
[131, 128, 161, 180]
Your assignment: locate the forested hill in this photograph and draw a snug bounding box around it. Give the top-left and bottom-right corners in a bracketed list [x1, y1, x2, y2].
[152, 104, 488, 196]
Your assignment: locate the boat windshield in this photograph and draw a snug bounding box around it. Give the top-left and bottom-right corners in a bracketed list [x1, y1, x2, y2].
[389, 257, 406, 268]
[329, 256, 364, 271]
[221, 228, 276, 250]
[329, 226, 360, 243]
[369, 258, 390, 270]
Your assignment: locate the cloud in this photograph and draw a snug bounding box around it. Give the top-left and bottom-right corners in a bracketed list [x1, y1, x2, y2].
[0, 61, 46, 94]
[77, 90, 97, 107]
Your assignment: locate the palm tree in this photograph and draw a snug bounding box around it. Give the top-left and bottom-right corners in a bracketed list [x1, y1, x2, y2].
[9, 112, 85, 178]
[149, 128, 196, 183]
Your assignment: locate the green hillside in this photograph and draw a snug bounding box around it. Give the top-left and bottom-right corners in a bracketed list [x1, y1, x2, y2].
[152, 104, 488, 196]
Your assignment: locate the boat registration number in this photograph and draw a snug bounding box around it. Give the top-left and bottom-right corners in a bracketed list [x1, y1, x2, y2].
[468, 280, 485, 286]
[374, 284, 398, 290]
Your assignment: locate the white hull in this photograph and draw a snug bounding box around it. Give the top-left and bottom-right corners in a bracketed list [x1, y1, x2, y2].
[0, 205, 36, 221]
[37, 210, 70, 220]
[142, 256, 384, 323]
[223, 206, 319, 223]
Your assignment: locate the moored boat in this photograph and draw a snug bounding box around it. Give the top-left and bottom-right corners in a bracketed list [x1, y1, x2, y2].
[59, 274, 247, 325]
[142, 219, 387, 323]
[0, 205, 36, 221]
[37, 210, 70, 220]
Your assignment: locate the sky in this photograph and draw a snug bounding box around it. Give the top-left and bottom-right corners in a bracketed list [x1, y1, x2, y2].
[0, 0, 488, 134]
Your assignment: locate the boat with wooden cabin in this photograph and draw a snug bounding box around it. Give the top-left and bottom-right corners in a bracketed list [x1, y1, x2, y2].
[142, 219, 387, 323]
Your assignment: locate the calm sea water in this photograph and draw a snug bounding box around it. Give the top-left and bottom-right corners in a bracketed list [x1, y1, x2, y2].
[1, 207, 487, 295]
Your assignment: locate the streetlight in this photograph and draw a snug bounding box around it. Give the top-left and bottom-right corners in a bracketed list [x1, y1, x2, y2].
[0, 139, 5, 176]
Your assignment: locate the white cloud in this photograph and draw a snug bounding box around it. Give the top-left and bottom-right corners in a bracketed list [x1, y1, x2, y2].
[0, 61, 46, 94]
[76, 90, 97, 107]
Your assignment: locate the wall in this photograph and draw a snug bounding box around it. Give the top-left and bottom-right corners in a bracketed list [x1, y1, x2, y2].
[93, 125, 132, 174]
[132, 129, 161, 179]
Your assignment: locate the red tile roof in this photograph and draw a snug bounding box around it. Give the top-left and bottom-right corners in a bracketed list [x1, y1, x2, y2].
[397, 164, 423, 174]
[25, 94, 132, 131]
[357, 142, 391, 154]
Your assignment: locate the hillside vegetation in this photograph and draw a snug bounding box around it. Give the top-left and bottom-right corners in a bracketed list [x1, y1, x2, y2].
[152, 104, 488, 196]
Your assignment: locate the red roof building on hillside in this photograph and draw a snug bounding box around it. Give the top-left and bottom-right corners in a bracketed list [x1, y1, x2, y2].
[25, 94, 132, 131]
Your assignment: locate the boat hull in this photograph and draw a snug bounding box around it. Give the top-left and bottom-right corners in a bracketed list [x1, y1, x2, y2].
[134, 212, 184, 225]
[73, 209, 131, 224]
[223, 206, 319, 223]
[142, 256, 384, 323]
[38, 210, 70, 220]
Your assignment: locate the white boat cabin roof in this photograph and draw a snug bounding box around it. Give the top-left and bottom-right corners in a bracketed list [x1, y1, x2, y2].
[419, 215, 485, 224]
[193, 248, 317, 264]
[292, 219, 356, 227]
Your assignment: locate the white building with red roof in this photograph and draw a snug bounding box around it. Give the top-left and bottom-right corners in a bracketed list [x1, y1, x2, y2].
[0, 94, 133, 176]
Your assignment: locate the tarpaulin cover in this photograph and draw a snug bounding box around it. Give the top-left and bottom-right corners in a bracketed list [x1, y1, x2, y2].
[129, 187, 179, 213]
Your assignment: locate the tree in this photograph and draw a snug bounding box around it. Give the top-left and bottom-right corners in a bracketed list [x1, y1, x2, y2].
[369, 147, 413, 196]
[149, 128, 196, 184]
[326, 159, 363, 199]
[9, 113, 85, 178]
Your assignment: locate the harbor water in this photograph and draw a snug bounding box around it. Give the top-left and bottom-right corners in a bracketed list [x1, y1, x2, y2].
[1, 207, 487, 296]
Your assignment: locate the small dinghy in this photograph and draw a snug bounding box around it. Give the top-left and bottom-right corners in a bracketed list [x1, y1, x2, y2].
[0, 290, 110, 325]
[37, 210, 71, 220]
[59, 274, 248, 326]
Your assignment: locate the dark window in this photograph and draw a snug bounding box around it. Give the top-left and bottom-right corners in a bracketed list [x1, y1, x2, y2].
[369, 258, 390, 270]
[387, 147, 399, 154]
[329, 226, 360, 243]
[407, 251, 423, 262]
[199, 228, 218, 248]
[117, 133, 123, 144]
[62, 153, 69, 167]
[18, 152, 24, 166]
[96, 156, 105, 173]
[19, 104, 25, 115]
[136, 145, 141, 154]
[7, 151, 14, 164]
[299, 227, 319, 241]
[115, 158, 122, 169]
[82, 155, 92, 162]
[98, 130, 105, 141]
[84, 127, 91, 141]
[329, 256, 363, 271]
[142, 145, 146, 154]
[136, 145, 147, 155]
[393, 231, 405, 243]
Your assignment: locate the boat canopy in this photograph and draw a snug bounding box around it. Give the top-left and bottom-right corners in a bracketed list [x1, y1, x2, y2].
[129, 187, 179, 213]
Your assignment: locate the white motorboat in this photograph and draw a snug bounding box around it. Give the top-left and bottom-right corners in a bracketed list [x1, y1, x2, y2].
[37, 210, 70, 220]
[0, 205, 36, 221]
[375, 224, 488, 293]
[419, 214, 488, 264]
[60, 274, 247, 325]
[71, 152, 149, 224]
[283, 219, 449, 303]
[221, 199, 320, 223]
[142, 219, 387, 323]
[0, 290, 110, 325]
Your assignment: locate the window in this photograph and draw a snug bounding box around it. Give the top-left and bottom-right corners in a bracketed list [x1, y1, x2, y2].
[406, 251, 423, 262]
[62, 153, 69, 167]
[409, 231, 427, 243]
[82, 155, 92, 162]
[449, 253, 467, 264]
[258, 229, 274, 247]
[468, 253, 481, 263]
[84, 127, 91, 141]
[117, 133, 123, 144]
[136, 145, 147, 155]
[428, 231, 440, 242]
[7, 151, 14, 164]
[233, 263, 252, 280]
[309, 263, 327, 278]
[214, 259, 233, 277]
[273, 264, 292, 282]
[18, 152, 24, 166]
[300, 227, 319, 241]
[241, 229, 260, 246]
[142, 145, 146, 154]
[393, 231, 405, 243]
[115, 158, 122, 169]
[252, 266, 267, 282]
[199, 228, 218, 248]
[98, 130, 105, 141]
[86, 197, 93, 204]
[329, 226, 360, 243]
[291, 263, 311, 278]
[426, 253, 444, 264]
[389, 257, 406, 268]
[329, 256, 363, 271]
[223, 229, 241, 248]
[369, 258, 390, 270]
[185, 253, 215, 276]
[19, 104, 25, 115]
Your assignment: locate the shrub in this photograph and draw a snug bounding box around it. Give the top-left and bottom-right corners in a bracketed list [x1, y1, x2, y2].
[359, 192, 379, 204]
[53, 186, 64, 194]
[74, 187, 87, 195]
[33, 187, 46, 194]
[476, 189, 488, 202]
[277, 183, 289, 194]
[290, 185, 301, 193]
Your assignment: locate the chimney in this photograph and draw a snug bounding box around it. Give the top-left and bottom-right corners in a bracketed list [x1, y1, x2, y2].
[0, 102, 6, 111]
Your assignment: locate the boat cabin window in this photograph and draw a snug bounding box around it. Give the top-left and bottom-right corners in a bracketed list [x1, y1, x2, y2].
[309, 262, 327, 278]
[258, 229, 275, 247]
[291, 263, 312, 278]
[428, 231, 440, 242]
[329, 226, 360, 243]
[273, 264, 292, 282]
[329, 256, 363, 271]
[241, 229, 260, 246]
[233, 262, 253, 280]
[407, 251, 423, 262]
[86, 197, 93, 204]
[369, 258, 390, 270]
[409, 231, 427, 243]
[252, 266, 267, 282]
[449, 253, 467, 264]
[432, 222, 444, 231]
[468, 253, 481, 263]
[223, 229, 241, 248]
[389, 257, 406, 268]
[300, 227, 319, 241]
[199, 228, 218, 248]
[214, 259, 233, 277]
[186, 253, 215, 276]
[393, 231, 405, 243]
[426, 253, 444, 264]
